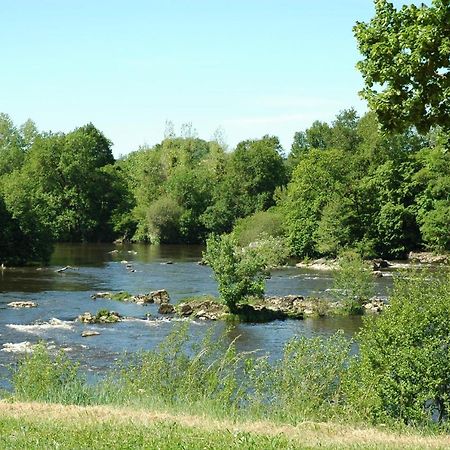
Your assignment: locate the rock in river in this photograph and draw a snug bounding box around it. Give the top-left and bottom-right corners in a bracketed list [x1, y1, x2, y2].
[7, 301, 37, 308]
[81, 330, 101, 337]
[158, 303, 175, 314]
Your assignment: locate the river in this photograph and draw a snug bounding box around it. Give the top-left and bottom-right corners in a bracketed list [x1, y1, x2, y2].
[0, 243, 393, 386]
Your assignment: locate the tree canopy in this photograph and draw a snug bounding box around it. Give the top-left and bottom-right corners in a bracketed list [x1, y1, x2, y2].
[354, 0, 450, 134]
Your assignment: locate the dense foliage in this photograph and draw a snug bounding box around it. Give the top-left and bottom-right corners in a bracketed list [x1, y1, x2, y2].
[348, 271, 450, 425]
[203, 234, 288, 312]
[1, 109, 449, 265]
[354, 0, 450, 135]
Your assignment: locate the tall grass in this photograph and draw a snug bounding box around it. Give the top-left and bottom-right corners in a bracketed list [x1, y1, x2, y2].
[6, 323, 351, 424]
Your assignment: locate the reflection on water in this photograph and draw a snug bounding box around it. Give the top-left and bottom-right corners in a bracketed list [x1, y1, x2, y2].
[0, 243, 386, 385]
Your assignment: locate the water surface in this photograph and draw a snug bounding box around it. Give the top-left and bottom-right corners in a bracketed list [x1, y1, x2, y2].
[0, 243, 389, 384]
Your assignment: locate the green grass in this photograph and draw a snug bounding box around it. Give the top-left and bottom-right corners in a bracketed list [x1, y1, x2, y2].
[0, 415, 298, 450]
[2, 402, 449, 449]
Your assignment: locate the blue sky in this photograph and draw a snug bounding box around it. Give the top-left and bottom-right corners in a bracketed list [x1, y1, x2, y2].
[0, 1, 413, 156]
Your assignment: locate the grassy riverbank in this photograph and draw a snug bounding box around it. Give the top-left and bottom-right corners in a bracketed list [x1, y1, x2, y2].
[1, 401, 450, 449]
[2, 272, 450, 448]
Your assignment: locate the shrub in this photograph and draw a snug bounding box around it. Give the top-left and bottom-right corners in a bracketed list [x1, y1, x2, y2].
[232, 209, 284, 247]
[332, 250, 374, 314]
[347, 271, 450, 425]
[204, 234, 287, 313]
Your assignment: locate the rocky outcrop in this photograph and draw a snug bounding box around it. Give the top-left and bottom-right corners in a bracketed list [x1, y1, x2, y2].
[148, 290, 170, 304]
[261, 295, 338, 318]
[175, 295, 339, 321]
[91, 289, 171, 305]
[158, 303, 175, 314]
[408, 252, 449, 264]
[77, 310, 121, 324]
[176, 299, 227, 321]
[7, 301, 37, 308]
[364, 297, 387, 313]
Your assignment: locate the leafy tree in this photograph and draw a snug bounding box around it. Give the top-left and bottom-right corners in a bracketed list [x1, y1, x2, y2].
[420, 200, 450, 251]
[4, 125, 120, 242]
[124, 136, 224, 242]
[284, 147, 350, 257]
[204, 234, 287, 313]
[201, 136, 286, 235]
[330, 108, 361, 151]
[0, 194, 52, 265]
[332, 250, 375, 314]
[414, 137, 450, 251]
[354, 0, 450, 134]
[315, 194, 358, 256]
[0, 113, 25, 176]
[305, 120, 333, 150]
[229, 135, 287, 216]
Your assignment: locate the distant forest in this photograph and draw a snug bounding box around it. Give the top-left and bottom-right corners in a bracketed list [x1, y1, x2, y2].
[0, 109, 449, 265]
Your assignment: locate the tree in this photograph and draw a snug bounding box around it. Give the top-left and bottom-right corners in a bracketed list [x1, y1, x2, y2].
[414, 136, 450, 251]
[284, 147, 350, 257]
[204, 234, 287, 313]
[0, 113, 24, 176]
[354, 1, 450, 134]
[0, 195, 52, 266]
[332, 250, 375, 314]
[4, 125, 120, 242]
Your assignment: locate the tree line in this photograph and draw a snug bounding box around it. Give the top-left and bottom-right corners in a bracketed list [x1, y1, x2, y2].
[0, 108, 448, 266]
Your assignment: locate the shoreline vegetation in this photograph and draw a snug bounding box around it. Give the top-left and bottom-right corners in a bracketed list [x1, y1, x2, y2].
[2, 271, 450, 444]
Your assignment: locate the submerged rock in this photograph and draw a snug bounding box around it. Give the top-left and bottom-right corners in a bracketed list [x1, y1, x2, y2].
[7, 301, 37, 308]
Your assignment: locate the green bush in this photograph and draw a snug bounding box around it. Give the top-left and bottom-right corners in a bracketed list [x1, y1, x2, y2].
[420, 200, 450, 252]
[347, 271, 450, 425]
[332, 250, 375, 314]
[246, 331, 351, 422]
[204, 234, 287, 313]
[232, 209, 284, 247]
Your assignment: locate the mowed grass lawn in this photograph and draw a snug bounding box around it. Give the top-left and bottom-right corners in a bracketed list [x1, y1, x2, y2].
[1, 402, 450, 449]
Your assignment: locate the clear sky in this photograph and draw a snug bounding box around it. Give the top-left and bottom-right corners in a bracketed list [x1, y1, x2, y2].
[0, 1, 412, 157]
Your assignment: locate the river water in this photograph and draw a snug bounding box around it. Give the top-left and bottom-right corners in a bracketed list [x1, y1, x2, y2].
[0, 243, 393, 385]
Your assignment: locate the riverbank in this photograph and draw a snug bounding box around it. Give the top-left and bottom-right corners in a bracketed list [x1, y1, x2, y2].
[295, 252, 450, 272]
[1, 401, 449, 449]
